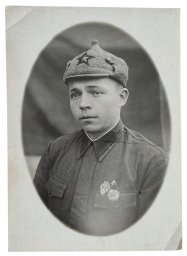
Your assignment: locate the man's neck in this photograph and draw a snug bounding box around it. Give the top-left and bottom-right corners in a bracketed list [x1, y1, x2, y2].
[85, 119, 120, 142]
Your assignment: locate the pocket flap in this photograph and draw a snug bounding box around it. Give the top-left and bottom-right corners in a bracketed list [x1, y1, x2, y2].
[94, 192, 136, 209]
[45, 177, 66, 198]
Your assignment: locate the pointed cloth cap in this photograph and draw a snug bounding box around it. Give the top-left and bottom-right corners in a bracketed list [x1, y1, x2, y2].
[63, 40, 129, 87]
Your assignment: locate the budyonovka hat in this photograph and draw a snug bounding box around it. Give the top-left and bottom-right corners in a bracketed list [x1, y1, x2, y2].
[63, 40, 129, 87]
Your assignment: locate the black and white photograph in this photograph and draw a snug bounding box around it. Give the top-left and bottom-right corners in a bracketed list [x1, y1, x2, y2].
[6, 6, 181, 251]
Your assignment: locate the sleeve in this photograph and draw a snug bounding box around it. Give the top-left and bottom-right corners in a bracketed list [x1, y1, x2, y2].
[137, 151, 168, 219]
[33, 141, 53, 206]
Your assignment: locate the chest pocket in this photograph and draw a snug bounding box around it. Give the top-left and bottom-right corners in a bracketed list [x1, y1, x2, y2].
[94, 191, 137, 210]
[45, 176, 67, 214]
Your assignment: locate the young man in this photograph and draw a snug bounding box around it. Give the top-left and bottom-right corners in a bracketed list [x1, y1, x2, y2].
[34, 40, 168, 235]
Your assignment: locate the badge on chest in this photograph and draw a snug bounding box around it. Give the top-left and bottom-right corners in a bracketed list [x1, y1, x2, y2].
[95, 179, 136, 210]
[100, 180, 120, 201]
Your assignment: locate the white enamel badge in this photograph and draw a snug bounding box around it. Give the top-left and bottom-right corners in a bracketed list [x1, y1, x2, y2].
[100, 180, 120, 201]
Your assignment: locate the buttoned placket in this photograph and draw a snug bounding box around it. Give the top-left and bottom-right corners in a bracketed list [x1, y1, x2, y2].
[69, 142, 122, 227]
[68, 121, 125, 227]
[69, 141, 97, 225]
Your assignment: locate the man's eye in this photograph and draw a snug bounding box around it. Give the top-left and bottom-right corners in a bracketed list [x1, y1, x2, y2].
[91, 91, 103, 96]
[70, 93, 79, 99]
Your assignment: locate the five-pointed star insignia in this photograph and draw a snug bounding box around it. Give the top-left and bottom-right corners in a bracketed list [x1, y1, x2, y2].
[77, 53, 94, 66]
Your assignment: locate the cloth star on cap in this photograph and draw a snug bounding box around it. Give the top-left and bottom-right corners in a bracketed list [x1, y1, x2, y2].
[63, 40, 129, 87]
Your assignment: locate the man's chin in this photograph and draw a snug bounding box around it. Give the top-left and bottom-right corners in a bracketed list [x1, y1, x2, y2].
[81, 123, 101, 133]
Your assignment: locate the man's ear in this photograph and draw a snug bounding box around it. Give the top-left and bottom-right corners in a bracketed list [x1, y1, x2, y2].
[119, 88, 129, 107]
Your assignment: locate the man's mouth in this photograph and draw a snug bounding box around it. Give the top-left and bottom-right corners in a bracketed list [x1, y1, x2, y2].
[79, 116, 97, 120]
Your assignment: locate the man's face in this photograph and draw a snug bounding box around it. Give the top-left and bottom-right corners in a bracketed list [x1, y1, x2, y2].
[68, 77, 128, 137]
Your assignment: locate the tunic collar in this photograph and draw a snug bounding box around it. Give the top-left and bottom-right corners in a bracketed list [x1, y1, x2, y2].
[77, 120, 124, 161]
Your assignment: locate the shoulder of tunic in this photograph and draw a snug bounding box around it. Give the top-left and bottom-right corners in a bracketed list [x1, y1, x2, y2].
[123, 126, 167, 159]
[47, 130, 82, 156]
[122, 127, 168, 189]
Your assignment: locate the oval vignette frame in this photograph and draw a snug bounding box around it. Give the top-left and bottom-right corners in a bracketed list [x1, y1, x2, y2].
[22, 22, 171, 235]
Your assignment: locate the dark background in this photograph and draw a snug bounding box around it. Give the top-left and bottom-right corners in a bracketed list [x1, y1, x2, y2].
[22, 22, 171, 156]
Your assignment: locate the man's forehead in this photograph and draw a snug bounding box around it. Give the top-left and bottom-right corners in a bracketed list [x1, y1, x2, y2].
[68, 77, 120, 89]
[69, 85, 101, 90]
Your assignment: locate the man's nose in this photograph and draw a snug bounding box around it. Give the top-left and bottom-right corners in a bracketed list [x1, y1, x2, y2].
[79, 94, 91, 110]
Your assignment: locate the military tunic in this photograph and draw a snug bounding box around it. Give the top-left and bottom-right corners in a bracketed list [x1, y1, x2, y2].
[34, 121, 168, 235]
